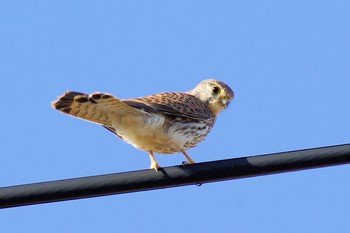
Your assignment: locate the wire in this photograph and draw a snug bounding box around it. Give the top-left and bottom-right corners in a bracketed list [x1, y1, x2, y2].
[1, 143, 350, 209]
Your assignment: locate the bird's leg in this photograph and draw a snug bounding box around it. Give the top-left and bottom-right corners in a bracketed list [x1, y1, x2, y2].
[149, 151, 160, 172]
[181, 150, 196, 165]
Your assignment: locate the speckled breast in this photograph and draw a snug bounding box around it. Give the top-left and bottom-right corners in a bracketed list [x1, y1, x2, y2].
[164, 116, 216, 152]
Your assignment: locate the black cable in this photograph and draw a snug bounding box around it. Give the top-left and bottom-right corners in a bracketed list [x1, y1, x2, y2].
[1, 143, 350, 209]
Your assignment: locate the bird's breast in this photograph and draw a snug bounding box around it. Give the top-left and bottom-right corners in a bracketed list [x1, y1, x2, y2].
[111, 114, 215, 154]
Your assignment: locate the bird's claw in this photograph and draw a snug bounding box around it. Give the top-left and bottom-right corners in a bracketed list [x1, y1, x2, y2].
[150, 161, 160, 172]
[182, 160, 195, 166]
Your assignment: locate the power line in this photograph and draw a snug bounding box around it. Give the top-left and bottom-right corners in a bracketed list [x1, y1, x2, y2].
[1, 143, 350, 209]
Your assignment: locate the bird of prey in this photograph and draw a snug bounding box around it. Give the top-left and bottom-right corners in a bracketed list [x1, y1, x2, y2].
[52, 79, 234, 171]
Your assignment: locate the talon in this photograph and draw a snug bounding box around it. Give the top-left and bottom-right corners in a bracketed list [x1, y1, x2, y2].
[182, 160, 195, 167]
[181, 150, 196, 164]
[149, 151, 160, 172]
[150, 161, 160, 172]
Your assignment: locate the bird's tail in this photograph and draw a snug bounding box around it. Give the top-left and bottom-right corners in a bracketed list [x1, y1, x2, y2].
[51, 91, 115, 126]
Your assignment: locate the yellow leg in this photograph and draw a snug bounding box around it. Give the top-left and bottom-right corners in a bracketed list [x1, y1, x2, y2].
[149, 151, 160, 171]
[181, 150, 195, 164]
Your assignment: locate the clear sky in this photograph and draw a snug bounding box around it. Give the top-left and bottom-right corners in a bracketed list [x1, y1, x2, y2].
[1, 1, 350, 232]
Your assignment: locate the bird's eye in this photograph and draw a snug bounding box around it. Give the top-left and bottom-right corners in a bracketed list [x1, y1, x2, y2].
[212, 86, 221, 94]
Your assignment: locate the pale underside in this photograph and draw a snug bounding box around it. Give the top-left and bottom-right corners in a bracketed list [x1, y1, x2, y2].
[107, 113, 213, 154]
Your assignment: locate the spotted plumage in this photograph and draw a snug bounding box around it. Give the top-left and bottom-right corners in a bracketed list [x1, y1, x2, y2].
[52, 79, 234, 171]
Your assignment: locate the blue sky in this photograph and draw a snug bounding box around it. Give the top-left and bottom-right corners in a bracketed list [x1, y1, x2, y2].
[1, 1, 350, 232]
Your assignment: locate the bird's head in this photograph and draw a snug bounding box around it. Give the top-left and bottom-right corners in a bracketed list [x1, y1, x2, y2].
[188, 79, 234, 116]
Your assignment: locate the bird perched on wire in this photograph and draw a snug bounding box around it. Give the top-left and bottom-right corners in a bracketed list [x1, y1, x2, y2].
[52, 79, 234, 171]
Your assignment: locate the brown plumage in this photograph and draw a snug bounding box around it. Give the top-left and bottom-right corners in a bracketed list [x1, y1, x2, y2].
[52, 79, 234, 171]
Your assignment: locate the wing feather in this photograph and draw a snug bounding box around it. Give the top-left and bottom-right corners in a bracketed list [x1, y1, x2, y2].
[123, 92, 213, 120]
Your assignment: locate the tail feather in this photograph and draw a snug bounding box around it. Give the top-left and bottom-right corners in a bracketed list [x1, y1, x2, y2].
[51, 91, 112, 126]
[52, 91, 147, 127]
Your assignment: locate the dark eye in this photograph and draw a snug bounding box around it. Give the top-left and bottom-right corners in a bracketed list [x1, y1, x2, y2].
[212, 86, 220, 94]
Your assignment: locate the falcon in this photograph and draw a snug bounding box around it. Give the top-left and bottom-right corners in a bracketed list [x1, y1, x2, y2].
[52, 79, 234, 171]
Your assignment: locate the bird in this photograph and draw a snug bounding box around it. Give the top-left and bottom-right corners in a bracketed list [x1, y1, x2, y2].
[51, 79, 234, 171]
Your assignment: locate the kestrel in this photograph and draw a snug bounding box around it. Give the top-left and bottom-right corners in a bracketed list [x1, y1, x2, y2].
[52, 79, 234, 171]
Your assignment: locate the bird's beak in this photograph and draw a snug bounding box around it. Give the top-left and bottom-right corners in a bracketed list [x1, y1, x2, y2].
[221, 97, 230, 108]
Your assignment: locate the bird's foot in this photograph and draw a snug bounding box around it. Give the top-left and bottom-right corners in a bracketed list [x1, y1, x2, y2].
[181, 150, 196, 165]
[182, 160, 196, 166]
[149, 161, 160, 172]
[149, 151, 160, 172]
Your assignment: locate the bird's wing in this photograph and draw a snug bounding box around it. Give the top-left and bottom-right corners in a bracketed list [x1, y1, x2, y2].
[52, 91, 148, 126]
[123, 92, 213, 120]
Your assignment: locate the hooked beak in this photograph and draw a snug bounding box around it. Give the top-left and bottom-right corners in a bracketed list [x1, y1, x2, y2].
[221, 97, 230, 108]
